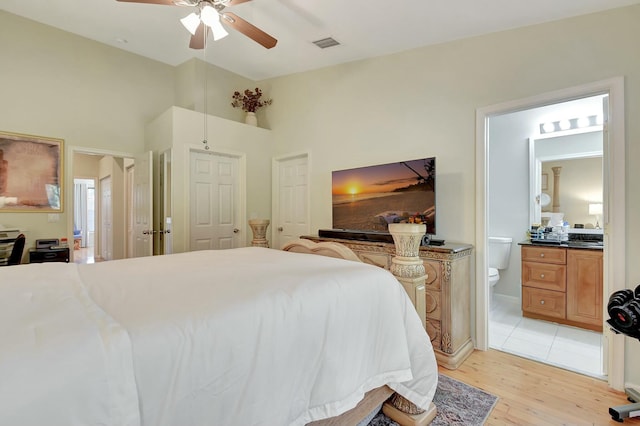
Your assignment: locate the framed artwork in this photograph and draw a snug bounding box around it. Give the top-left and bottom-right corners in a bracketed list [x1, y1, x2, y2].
[0, 131, 64, 212]
[541, 173, 548, 191]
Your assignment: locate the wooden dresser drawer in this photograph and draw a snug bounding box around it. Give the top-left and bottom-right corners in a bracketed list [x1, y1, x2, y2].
[423, 260, 441, 290]
[522, 287, 566, 319]
[357, 252, 390, 270]
[425, 320, 441, 351]
[425, 290, 441, 320]
[521, 245, 566, 264]
[522, 261, 566, 291]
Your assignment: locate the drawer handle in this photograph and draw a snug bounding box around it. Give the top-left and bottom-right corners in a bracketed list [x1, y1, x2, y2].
[540, 253, 545, 258]
[540, 300, 545, 305]
[540, 274, 545, 279]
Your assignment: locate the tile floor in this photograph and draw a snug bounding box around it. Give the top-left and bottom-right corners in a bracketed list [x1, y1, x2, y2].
[489, 293, 604, 379]
[73, 246, 101, 264]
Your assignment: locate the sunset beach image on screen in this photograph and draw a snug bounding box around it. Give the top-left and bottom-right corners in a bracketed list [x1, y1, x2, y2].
[331, 157, 436, 235]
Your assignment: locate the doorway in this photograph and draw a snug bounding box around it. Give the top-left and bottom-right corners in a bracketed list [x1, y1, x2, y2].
[189, 149, 242, 250]
[476, 78, 626, 390]
[73, 178, 95, 264]
[71, 149, 136, 263]
[271, 153, 310, 250]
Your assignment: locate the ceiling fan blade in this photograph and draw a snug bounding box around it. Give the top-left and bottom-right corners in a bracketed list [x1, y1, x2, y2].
[189, 22, 209, 49]
[221, 12, 277, 49]
[116, 0, 178, 5]
[225, 0, 252, 5]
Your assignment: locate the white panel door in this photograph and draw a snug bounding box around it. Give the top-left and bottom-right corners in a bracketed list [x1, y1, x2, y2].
[126, 165, 135, 258]
[273, 154, 309, 249]
[100, 176, 112, 261]
[190, 151, 240, 250]
[133, 151, 153, 257]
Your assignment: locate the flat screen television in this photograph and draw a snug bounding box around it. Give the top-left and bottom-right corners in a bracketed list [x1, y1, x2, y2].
[331, 157, 436, 236]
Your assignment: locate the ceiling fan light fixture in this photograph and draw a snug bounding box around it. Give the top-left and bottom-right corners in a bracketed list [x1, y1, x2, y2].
[210, 18, 229, 41]
[180, 12, 201, 35]
[200, 4, 220, 28]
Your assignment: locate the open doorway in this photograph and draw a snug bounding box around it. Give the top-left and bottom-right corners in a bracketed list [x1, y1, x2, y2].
[72, 150, 136, 263]
[476, 77, 626, 390]
[488, 95, 606, 378]
[73, 178, 96, 263]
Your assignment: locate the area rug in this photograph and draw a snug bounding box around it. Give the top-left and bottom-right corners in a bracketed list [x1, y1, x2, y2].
[368, 374, 498, 425]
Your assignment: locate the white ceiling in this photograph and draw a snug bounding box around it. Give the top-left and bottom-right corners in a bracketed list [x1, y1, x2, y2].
[2, 0, 639, 81]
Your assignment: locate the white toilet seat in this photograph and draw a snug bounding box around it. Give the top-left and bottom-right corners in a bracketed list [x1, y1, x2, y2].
[488, 267, 500, 286]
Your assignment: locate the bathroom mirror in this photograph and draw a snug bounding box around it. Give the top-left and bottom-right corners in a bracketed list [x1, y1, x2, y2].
[529, 130, 603, 228]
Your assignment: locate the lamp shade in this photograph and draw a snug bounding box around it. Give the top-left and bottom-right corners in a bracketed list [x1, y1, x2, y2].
[209, 17, 229, 40]
[180, 12, 201, 35]
[200, 5, 220, 27]
[588, 203, 603, 216]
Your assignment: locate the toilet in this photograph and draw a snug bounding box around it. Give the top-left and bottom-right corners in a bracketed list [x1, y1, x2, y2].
[488, 236, 513, 308]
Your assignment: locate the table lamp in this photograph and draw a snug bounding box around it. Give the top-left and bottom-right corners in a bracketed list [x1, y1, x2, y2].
[588, 202, 603, 229]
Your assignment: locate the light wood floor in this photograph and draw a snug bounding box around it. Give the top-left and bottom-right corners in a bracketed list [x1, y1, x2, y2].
[439, 349, 640, 425]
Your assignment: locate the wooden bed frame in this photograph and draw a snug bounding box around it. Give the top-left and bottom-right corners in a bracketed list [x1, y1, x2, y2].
[283, 239, 437, 426]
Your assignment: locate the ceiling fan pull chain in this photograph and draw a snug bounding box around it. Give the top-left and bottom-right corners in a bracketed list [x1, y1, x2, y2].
[202, 31, 209, 150]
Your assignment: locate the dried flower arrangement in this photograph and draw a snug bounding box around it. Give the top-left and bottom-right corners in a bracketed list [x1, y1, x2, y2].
[231, 88, 273, 113]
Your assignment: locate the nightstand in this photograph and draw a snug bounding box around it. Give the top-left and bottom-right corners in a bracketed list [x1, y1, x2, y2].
[29, 247, 70, 263]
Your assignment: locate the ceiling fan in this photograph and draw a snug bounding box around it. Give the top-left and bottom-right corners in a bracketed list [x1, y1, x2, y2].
[116, 0, 277, 50]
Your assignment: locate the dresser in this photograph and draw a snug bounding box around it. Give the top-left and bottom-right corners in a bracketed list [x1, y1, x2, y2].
[303, 235, 474, 369]
[521, 244, 603, 331]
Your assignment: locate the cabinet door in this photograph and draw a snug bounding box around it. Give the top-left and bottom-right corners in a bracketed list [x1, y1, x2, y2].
[567, 249, 603, 328]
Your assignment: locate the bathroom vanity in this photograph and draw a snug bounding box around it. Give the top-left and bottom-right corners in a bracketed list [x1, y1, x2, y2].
[520, 242, 603, 331]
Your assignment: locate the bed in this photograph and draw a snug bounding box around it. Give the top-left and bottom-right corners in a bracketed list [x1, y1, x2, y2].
[0, 241, 438, 426]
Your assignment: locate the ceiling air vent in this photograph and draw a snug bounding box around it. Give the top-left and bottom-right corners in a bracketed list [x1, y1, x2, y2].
[312, 37, 340, 49]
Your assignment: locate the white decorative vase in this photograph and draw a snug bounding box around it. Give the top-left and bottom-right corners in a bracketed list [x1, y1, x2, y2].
[244, 111, 257, 126]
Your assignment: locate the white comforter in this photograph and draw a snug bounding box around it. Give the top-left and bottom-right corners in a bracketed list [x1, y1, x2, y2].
[1, 248, 438, 426]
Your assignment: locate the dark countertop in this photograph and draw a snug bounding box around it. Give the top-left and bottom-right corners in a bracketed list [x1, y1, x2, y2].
[519, 240, 603, 250]
[304, 235, 473, 254]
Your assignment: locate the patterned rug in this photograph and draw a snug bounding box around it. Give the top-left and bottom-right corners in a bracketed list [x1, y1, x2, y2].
[368, 374, 498, 426]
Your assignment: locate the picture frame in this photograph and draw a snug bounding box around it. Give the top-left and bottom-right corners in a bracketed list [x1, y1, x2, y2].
[0, 131, 64, 212]
[541, 173, 548, 191]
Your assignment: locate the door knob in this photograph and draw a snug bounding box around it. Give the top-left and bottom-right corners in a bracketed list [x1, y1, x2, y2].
[278, 227, 283, 232]
[233, 228, 240, 234]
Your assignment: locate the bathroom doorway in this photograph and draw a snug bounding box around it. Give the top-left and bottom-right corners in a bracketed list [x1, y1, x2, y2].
[476, 78, 626, 389]
[489, 96, 605, 377]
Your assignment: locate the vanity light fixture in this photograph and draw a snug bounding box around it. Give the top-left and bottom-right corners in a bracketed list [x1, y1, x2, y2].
[539, 114, 601, 135]
[559, 119, 571, 131]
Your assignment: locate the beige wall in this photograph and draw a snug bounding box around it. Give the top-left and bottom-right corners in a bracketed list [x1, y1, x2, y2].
[175, 59, 260, 124]
[0, 11, 176, 247]
[265, 5, 640, 383]
[73, 153, 101, 180]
